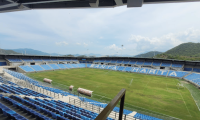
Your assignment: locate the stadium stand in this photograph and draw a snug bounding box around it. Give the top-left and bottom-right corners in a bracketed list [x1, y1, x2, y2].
[136, 61, 144, 65]
[171, 63, 184, 68]
[111, 66, 118, 70]
[139, 68, 149, 74]
[7, 58, 22, 62]
[70, 64, 79, 68]
[152, 62, 161, 66]
[30, 65, 44, 71]
[57, 64, 67, 69]
[86, 64, 92, 67]
[0, 100, 28, 120]
[0, 84, 51, 98]
[32, 58, 43, 62]
[134, 113, 162, 120]
[117, 66, 125, 71]
[161, 62, 171, 67]
[110, 60, 117, 64]
[42, 58, 52, 62]
[116, 60, 123, 64]
[99, 60, 105, 62]
[40, 64, 53, 70]
[21, 58, 34, 62]
[168, 71, 188, 78]
[148, 69, 158, 75]
[184, 68, 193, 71]
[0, 62, 6, 66]
[49, 64, 60, 69]
[59, 58, 66, 62]
[122, 60, 130, 64]
[51, 59, 59, 62]
[19, 65, 35, 72]
[157, 70, 168, 76]
[77, 64, 86, 68]
[131, 67, 140, 73]
[184, 73, 200, 86]
[104, 60, 111, 63]
[193, 68, 200, 73]
[64, 64, 73, 68]
[143, 61, 152, 66]
[93, 60, 99, 62]
[100, 65, 106, 69]
[124, 67, 132, 72]
[129, 60, 137, 64]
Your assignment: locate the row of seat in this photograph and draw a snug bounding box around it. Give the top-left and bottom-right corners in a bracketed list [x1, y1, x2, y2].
[19, 64, 86, 72]
[1, 96, 52, 120]
[88, 64, 189, 78]
[0, 84, 51, 98]
[0, 98, 27, 120]
[7, 58, 78, 62]
[93, 60, 184, 68]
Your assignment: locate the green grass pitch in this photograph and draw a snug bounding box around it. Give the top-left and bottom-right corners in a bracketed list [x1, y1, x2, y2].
[27, 68, 200, 120]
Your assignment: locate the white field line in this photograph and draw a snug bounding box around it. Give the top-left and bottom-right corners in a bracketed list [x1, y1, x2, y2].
[179, 93, 192, 117]
[129, 78, 133, 86]
[183, 85, 200, 111]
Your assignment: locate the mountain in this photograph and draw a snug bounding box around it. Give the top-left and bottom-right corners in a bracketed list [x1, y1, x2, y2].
[7, 48, 62, 56]
[0, 49, 19, 54]
[155, 42, 200, 61]
[134, 51, 163, 58]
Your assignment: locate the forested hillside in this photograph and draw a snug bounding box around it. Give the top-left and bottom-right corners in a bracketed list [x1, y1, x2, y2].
[155, 42, 200, 61]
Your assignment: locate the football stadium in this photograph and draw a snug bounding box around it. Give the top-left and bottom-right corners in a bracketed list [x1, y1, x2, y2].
[1, 0, 200, 120]
[0, 55, 200, 120]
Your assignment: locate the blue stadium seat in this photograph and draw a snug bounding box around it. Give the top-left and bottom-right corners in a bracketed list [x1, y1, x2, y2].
[86, 64, 92, 67]
[116, 60, 123, 64]
[117, 66, 125, 71]
[21, 58, 34, 62]
[40, 65, 53, 70]
[184, 68, 193, 71]
[32, 58, 43, 62]
[136, 61, 144, 65]
[152, 62, 161, 66]
[110, 60, 117, 64]
[124, 67, 132, 72]
[148, 69, 158, 75]
[184, 73, 200, 86]
[57, 64, 67, 69]
[19, 66, 35, 72]
[129, 61, 137, 64]
[157, 70, 168, 76]
[139, 68, 149, 74]
[161, 62, 171, 67]
[42, 58, 52, 62]
[171, 63, 183, 68]
[122, 60, 130, 64]
[168, 71, 188, 78]
[49, 64, 60, 69]
[131, 67, 140, 72]
[93, 60, 99, 62]
[193, 68, 200, 73]
[0, 62, 7, 66]
[30, 65, 44, 71]
[7, 58, 22, 62]
[64, 64, 73, 68]
[104, 60, 111, 63]
[143, 61, 152, 66]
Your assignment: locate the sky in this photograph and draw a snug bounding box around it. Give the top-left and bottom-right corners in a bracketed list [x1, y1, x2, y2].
[1, 2, 200, 56]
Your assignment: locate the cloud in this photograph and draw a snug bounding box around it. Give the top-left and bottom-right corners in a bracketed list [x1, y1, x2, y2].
[83, 43, 88, 47]
[76, 42, 81, 45]
[106, 44, 125, 51]
[128, 28, 200, 53]
[99, 37, 103, 39]
[55, 41, 68, 46]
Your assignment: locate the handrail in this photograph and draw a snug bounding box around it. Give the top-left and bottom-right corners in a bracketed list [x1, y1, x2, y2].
[95, 89, 126, 120]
